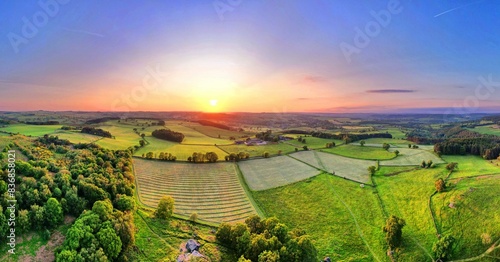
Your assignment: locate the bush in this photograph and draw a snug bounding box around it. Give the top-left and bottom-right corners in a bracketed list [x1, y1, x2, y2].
[432, 235, 455, 261]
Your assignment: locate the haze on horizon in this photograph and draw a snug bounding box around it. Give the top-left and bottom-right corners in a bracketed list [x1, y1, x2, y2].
[1, 1, 499, 113]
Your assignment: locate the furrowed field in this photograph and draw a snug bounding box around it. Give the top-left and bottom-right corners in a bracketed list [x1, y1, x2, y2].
[237, 155, 320, 190]
[134, 159, 259, 223]
[290, 150, 375, 184]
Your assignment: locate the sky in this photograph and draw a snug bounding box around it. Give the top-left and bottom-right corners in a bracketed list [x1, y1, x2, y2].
[0, 0, 499, 113]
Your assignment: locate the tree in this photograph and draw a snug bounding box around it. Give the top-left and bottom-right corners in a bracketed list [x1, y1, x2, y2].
[383, 215, 406, 250]
[258, 250, 280, 262]
[263, 152, 270, 158]
[44, 198, 63, 228]
[408, 144, 412, 148]
[368, 166, 377, 175]
[189, 212, 198, 223]
[155, 195, 174, 219]
[394, 150, 400, 156]
[421, 160, 427, 168]
[383, 143, 390, 150]
[238, 256, 252, 262]
[18, 209, 31, 233]
[302, 145, 308, 151]
[216, 222, 232, 245]
[145, 152, 154, 159]
[114, 194, 135, 212]
[427, 160, 433, 168]
[360, 140, 366, 146]
[97, 225, 122, 260]
[435, 178, 446, 192]
[92, 200, 113, 221]
[433, 235, 455, 261]
[446, 162, 458, 171]
[139, 140, 145, 147]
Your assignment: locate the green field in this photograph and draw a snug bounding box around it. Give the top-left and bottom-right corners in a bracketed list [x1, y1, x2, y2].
[134, 159, 258, 223]
[441, 155, 500, 178]
[183, 121, 255, 139]
[134, 137, 228, 161]
[352, 138, 411, 147]
[380, 148, 445, 166]
[52, 130, 101, 143]
[290, 151, 375, 184]
[283, 134, 343, 149]
[237, 156, 320, 190]
[218, 142, 297, 157]
[320, 144, 397, 160]
[163, 121, 234, 145]
[466, 125, 500, 136]
[0, 124, 62, 137]
[95, 123, 142, 149]
[432, 176, 500, 260]
[253, 173, 388, 261]
[374, 167, 449, 261]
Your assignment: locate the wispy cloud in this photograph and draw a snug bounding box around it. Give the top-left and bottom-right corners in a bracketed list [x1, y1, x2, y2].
[61, 27, 105, 37]
[434, 0, 484, 18]
[366, 89, 416, 93]
[302, 75, 327, 83]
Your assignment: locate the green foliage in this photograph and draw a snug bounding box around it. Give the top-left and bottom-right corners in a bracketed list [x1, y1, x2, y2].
[432, 235, 455, 261]
[114, 194, 136, 212]
[383, 215, 406, 250]
[382, 143, 390, 150]
[97, 225, 123, 260]
[435, 178, 446, 193]
[92, 199, 114, 221]
[155, 195, 174, 220]
[44, 198, 63, 228]
[17, 209, 31, 233]
[368, 166, 377, 175]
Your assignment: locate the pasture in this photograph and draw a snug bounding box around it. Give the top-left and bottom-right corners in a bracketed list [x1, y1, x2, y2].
[183, 121, 255, 139]
[290, 151, 375, 184]
[380, 148, 445, 166]
[52, 130, 101, 143]
[217, 142, 297, 157]
[133, 159, 258, 223]
[432, 175, 500, 259]
[237, 156, 320, 190]
[351, 138, 411, 146]
[163, 121, 234, 145]
[135, 139, 227, 161]
[95, 124, 142, 149]
[0, 124, 62, 137]
[253, 173, 388, 261]
[320, 144, 396, 160]
[466, 125, 500, 136]
[284, 135, 343, 149]
[374, 167, 449, 261]
[441, 155, 500, 178]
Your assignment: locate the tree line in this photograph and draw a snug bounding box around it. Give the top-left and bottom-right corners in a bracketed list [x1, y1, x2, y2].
[434, 137, 500, 160]
[81, 127, 113, 138]
[152, 129, 185, 143]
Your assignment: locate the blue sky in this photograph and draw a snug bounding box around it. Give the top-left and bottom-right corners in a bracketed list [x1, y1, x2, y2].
[0, 0, 499, 113]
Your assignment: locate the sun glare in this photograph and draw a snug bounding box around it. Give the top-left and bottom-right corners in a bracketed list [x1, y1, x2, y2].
[210, 99, 218, 107]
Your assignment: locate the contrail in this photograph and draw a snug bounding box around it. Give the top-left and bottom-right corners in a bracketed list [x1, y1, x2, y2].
[61, 27, 105, 37]
[434, 0, 484, 18]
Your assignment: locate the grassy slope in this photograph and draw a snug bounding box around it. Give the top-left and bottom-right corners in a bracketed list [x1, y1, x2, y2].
[432, 176, 500, 260]
[284, 135, 343, 149]
[253, 173, 388, 261]
[0, 124, 62, 137]
[374, 167, 449, 261]
[320, 144, 396, 160]
[442, 155, 500, 178]
[218, 143, 297, 157]
[466, 125, 500, 136]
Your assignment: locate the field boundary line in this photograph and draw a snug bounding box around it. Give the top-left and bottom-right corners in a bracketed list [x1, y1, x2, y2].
[448, 173, 500, 181]
[233, 163, 266, 218]
[450, 237, 500, 262]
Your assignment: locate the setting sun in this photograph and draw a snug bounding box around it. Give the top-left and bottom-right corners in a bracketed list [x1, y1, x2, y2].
[210, 99, 218, 107]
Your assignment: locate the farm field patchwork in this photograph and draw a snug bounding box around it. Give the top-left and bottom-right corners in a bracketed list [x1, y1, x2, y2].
[0, 124, 62, 137]
[253, 173, 388, 261]
[163, 122, 234, 145]
[133, 159, 258, 223]
[441, 155, 500, 178]
[432, 175, 500, 259]
[183, 122, 255, 139]
[466, 125, 500, 136]
[135, 141, 228, 161]
[380, 148, 445, 166]
[290, 150, 375, 184]
[217, 142, 297, 157]
[320, 144, 396, 160]
[237, 155, 320, 191]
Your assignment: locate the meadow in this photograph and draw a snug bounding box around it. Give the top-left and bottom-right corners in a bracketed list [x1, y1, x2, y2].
[182, 121, 255, 139]
[51, 130, 101, 143]
[253, 173, 388, 261]
[217, 142, 297, 157]
[95, 123, 143, 149]
[163, 121, 234, 145]
[442, 155, 500, 178]
[237, 155, 320, 190]
[320, 144, 396, 160]
[0, 124, 62, 137]
[284, 134, 343, 149]
[134, 159, 258, 223]
[466, 125, 500, 136]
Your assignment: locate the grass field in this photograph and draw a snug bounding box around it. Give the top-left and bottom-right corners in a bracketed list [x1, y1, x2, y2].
[52, 130, 101, 143]
[237, 156, 320, 190]
[217, 142, 297, 157]
[290, 151, 375, 184]
[380, 148, 445, 166]
[374, 167, 450, 261]
[0, 124, 62, 137]
[351, 138, 411, 147]
[134, 159, 258, 223]
[95, 124, 142, 149]
[163, 122, 234, 145]
[134, 137, 228, 161]
[320, 144, 396, 160]
[283, 134, 343, 149]
[183, 121, 255, 139]
[253, 173, 388, 261]
[441, 155, 500, 178]
[466, 125, 500, 136]
[432, 175, 500, 260]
